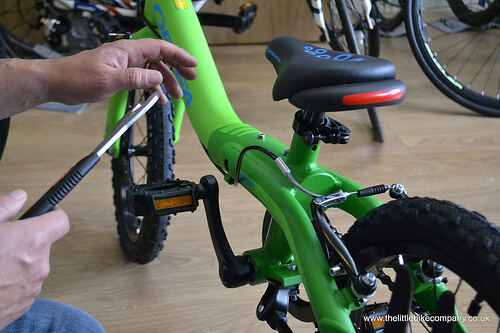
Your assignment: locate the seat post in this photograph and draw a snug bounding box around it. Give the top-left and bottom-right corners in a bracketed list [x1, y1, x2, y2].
[285, 110, 321, 166]
[300, 110, 326, 126]
[286, 131, 321, 167]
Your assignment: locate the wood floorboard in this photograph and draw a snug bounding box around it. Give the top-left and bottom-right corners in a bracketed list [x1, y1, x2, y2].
[0, 36, 498, 332]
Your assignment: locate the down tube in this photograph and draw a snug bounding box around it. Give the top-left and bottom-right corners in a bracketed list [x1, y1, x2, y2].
[143, 0, 243, 147]
[247, 156, 359, 332]
[207, 131, 365, 333]
[267, 192, 358, 333]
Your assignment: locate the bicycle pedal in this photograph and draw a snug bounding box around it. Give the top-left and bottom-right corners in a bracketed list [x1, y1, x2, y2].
[126, 179, 206, 217]
[235, 2, 257, 34]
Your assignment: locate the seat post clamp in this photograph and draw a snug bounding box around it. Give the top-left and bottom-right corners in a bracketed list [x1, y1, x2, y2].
[292, 110, 351, 146]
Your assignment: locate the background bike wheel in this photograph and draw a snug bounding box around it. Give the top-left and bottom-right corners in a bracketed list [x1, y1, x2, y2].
[0, 0, 45, 47]
[447, 0, 500, 26]
[342, 197, 500, 331]
[405, 0, 500, 116]
[322, 0, 380, 56]
[321, 0, 385, 142]
[0, 0, 104, 58]
[112, 87, 175, 264]
[372, 0, 404, 32]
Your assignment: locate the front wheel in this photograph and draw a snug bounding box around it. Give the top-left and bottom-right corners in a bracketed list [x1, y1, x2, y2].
[343, 197, 500, 331]
[112, 87, 175, 264]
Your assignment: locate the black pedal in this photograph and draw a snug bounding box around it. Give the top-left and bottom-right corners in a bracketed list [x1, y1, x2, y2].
[126, 179, 206, 217]
[236, 2, 257, 34]
[128, 175, 255, 288]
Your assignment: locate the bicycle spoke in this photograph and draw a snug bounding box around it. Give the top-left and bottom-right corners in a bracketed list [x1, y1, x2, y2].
[437, 33, 479, 63]
[478, 42, 499, 94]
[133, 157, 147, 184]
[453, 277, 463, 295]
[497, 57, 500, 99]
[454, 33, 483, 84]
[135, 124, 147, 147]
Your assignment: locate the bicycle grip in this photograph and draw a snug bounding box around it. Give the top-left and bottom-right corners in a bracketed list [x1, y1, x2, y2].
[20, 153, 100, 219]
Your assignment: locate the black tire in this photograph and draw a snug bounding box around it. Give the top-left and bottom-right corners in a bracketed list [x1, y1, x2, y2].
[342, 197, 500, 331]
[0, 118, 9, 162]
[405, 0, 500, 116]
[112, 87, 175, 264]
[372, 0, 404, 32]
[447, 0, 500, 27]
[263, 198, 500, 330]
[0, 0, 45, 49]
[0, 32, 10, 161]
[322, 0, 381, 57]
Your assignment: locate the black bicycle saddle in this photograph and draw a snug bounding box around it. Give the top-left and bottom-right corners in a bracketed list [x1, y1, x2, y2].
[265, 36, 406, 112]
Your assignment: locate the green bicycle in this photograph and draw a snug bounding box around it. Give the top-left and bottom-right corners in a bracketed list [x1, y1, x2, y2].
[104, 0, 500, 332]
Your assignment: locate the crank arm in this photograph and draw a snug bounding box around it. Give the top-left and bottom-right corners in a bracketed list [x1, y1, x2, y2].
[126, 175, 255, 288]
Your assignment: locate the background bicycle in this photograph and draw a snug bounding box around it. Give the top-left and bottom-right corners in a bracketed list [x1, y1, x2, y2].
[0, 0, 257, 58]
[2, 0, 498, 118]
[360, 0, 499, 116]
[405, 0, 499, 116]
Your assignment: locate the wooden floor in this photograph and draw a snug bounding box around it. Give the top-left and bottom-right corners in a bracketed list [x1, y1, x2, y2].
[1, 35, 499, 332]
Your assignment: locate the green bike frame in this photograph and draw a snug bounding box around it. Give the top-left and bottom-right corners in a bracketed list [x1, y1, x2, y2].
[104, 1, 451, 331]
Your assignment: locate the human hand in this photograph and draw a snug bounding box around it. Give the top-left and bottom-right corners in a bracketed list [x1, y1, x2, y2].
[47, 38, 198, 105]
[0, 190, 70, 330]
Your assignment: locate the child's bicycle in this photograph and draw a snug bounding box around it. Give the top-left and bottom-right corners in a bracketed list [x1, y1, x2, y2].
[101, 1, 500, 332]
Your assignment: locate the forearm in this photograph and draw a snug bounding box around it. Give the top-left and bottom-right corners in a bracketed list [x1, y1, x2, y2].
[0, 58, 53, 119]
[0, 39, 198, 120]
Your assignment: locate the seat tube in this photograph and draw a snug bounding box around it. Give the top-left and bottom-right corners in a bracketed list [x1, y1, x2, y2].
[286, 111, 323, 166]
[286, 132, 321, 166]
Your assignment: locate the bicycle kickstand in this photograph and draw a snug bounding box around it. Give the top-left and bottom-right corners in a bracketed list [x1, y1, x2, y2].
[256, 280, 297, 333]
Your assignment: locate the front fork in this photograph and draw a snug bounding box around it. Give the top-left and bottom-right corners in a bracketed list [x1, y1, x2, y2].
[104, 26, 188, 157]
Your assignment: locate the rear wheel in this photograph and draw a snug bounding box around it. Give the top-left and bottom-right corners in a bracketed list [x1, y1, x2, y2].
[262, 198, 500, 331]
[112, 87, 175, 264]
[343, 197, 500, 331]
